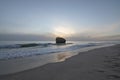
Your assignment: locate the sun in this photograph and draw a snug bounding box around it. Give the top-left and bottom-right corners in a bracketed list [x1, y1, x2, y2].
[53, 26, 75, 37]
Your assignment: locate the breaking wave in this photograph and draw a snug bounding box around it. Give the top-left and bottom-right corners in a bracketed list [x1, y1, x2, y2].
[0, 42, 103, 60]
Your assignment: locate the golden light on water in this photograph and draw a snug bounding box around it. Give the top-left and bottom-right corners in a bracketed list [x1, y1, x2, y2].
[53, 26, 75, 37]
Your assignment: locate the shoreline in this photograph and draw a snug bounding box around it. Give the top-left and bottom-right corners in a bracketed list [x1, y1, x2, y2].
[0, 44, 120, 80]
[0, 44, 114, 75]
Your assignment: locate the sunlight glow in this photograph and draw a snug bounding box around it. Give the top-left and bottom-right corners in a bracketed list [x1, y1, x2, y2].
[53, 26, 75, 37]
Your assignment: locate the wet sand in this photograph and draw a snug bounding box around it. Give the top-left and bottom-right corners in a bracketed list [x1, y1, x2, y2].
[0, 44, 120, 80]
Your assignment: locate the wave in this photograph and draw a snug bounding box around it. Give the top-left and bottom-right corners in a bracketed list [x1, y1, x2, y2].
[0, 42, 100, 60]
[0, 43, 54, 49]
[0, 43, 73, 49]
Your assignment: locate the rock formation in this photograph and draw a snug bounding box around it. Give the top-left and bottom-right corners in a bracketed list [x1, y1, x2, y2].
[56, 37, 66, 44]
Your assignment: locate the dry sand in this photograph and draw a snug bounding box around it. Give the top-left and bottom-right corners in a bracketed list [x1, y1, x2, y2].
[0, 44, 120, 80]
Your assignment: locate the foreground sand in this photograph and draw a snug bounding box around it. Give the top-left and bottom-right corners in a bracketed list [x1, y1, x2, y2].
[0, 44, 120, 80]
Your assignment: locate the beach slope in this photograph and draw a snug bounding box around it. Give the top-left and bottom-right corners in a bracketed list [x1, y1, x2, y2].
[0, 44, 120, 80]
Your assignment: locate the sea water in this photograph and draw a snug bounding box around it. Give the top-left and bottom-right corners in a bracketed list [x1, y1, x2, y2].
[0, 41, 119, 75]
[0, 41, 119, 60]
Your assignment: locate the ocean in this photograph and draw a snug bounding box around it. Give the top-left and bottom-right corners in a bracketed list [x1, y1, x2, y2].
[0, 41, 119, 60]
[0, 41, 119, 75]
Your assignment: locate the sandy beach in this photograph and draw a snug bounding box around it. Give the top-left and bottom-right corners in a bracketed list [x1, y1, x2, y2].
[0, 44, 120, 80]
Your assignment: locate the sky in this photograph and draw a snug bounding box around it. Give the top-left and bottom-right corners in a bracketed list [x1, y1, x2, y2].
[0, 0, 120, 41]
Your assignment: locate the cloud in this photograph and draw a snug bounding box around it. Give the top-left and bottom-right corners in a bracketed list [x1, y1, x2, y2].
[0, 33, 54, 41]
[76, 21, 120, 37]
[0, 21, 119, 41]
[66, 21, 120, 41]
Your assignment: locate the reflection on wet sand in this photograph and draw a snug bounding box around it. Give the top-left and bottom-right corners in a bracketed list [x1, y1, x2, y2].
[56, 52, 75, 62]
[57, 54, 67, 61]
[0, 51, 77, 75]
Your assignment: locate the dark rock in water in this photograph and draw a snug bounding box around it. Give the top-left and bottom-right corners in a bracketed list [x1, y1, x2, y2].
[56, 37, 66, 44]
